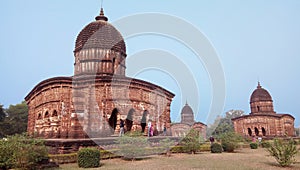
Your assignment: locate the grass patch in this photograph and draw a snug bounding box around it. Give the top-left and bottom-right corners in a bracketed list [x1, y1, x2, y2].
[58, 148, 300, 170]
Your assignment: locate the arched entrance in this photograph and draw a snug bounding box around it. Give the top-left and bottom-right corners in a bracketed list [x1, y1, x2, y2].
[140, 110, 148, 133]
[126, 109, 135, 132]
[255, 127, 259, 136]
[109, 108, 118, 130]
[262, 127, 266, 136]
[44, 111, 49, 118]
[248, 128, 252, 136]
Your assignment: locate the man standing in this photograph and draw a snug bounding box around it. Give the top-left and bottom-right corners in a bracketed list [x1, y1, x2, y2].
[119, 119, 124, 137]
[209, 136, 215, 145]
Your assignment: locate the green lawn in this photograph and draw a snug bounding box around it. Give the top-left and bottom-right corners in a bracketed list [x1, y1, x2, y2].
[57, 148, 300, 170]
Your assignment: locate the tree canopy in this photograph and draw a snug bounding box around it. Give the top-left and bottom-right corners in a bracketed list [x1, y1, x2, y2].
[0, 104, 6, 122]
[0, 101, 28, 138]
[208, 110, 244, 138]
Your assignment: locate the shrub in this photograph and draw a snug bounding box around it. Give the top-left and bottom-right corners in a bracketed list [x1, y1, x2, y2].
[211, 143, 222, 153]
[0, 140, 14, 169]
[78, 148, 100, 168]
[261, 141, 271, 148]
[267, 139, 298, 167]
[0, 133, 49, 170]
[115, 136, 149, 160]
[222, 142, 235, 152]
[179, 129, 202, 154]
[219, 132, 244, 152]
[159, 138, 174, 156]
[250, 142, 258, 149]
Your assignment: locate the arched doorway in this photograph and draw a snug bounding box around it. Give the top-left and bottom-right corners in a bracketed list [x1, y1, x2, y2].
[109, 108, 118, 130]
[44, 111, 49, 118]
[126, 109, 135, 132]
[140, 110, 148, 133]
[37, 113, 42, 119]
[262, 127, 266, 136]
[248, 128, 252, 136]
[44, 111, 50, 125]
[255, 127, 259, 136]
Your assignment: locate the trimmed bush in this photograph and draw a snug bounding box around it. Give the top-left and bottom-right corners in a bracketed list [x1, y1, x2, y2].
[261, 141, 271, 148]
[199, 143, 211, 152]
[222, 142, 235, 152]
[78, 148, 100, 168]
[211, 143, 222, 153]
[267, 139, 298, 167]
[170, 146, 184, 153]
[250, 142, 258, 149]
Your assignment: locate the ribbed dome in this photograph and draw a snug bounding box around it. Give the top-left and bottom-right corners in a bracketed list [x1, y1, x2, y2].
[181, 103, 194, 115]
[250, 82, 272, 103]
[74, 9, 126, 54]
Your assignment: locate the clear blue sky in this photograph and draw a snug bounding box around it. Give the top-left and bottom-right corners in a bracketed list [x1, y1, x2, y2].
[0, 0, 299, 127]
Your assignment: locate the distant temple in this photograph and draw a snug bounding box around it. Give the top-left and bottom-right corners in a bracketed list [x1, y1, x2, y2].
[232, 82, 295, 137]
[25, 8, 174, 139]
[171, 103, 206, 138]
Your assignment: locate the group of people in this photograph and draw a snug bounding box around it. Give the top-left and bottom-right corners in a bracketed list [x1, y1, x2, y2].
[119, 119, 167, 137]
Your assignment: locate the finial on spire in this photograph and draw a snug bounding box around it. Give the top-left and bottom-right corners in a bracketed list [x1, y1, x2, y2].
[257, 81, 262, 88]
[95, 7, 108, 21]
[185, 100, 188, 105]
[100, 8, 105, 16]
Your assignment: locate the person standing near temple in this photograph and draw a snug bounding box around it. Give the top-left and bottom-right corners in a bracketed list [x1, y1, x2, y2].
[163, 125, 167, 136]
[119, 119, 124, 137]
[209, 136, 215, 145]
[148, 120, 152, 137]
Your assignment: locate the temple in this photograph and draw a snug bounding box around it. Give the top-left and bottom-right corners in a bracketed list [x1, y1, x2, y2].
[232, 82, 295, 137]
[25, 8, 175, 139]
[171, 103, 206, 138]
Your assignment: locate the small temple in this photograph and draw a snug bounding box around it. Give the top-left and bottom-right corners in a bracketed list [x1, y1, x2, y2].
[232, 82, 295, 137]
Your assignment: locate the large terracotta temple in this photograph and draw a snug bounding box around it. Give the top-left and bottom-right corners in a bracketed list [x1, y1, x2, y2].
[25, 8, 175, 139]
[232, 82, 295, 137]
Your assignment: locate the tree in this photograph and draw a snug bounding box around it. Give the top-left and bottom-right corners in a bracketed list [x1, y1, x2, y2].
[0, 101, 28, 137]
[0, 104, 6, 122]
[208, 110, 244, 138]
